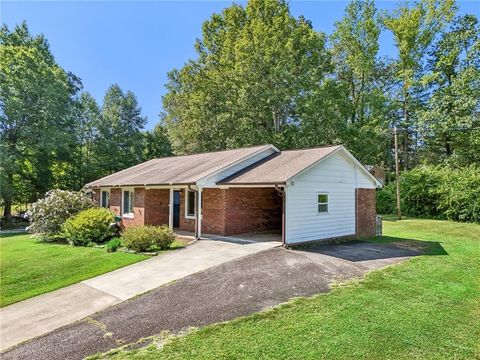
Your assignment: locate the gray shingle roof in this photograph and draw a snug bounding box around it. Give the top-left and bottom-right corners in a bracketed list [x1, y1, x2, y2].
[86, 145, 272, 187]
[219, 145, 341, 184]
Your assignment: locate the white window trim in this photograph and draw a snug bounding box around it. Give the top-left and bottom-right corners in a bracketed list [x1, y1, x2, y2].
[185, 189, 196, 219]
[317, 192, 329, 215]
[122, 188, 135, 218]
[100, 189, 110, 208]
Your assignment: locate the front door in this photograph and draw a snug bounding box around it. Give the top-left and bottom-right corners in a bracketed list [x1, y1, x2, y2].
[173, 191, 181, 228]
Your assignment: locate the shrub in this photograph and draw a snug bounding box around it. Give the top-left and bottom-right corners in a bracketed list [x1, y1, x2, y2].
[28, 189, 96, 241]
[400, 166, 443, 218]
[376, 183, 396, 215]
[438, 165, 480, 223]
[62, 208, 115, 246]
[376, 165, 480, 223]
[122, 225, 175, 252]
[106, 238, 122, 252]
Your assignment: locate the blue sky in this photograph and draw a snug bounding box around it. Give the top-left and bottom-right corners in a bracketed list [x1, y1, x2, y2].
[2, 1, 479, 129]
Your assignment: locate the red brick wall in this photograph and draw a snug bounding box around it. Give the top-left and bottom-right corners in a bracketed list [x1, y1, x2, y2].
[108, 187, 147, 228]
[224, 188, 282, 236]
[122, 187, 145, 227]
[144, 189, 169, 226]
[202, 189, 226, 234]
[355, 188, 376, 238]
[106, 186, 282, 235]
[110, 188, 121, 216]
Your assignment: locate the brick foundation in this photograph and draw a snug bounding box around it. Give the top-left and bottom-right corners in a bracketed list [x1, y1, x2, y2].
[355, 188, 377, 238]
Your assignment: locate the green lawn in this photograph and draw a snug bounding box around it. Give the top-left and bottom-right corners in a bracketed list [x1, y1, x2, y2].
[0, 233, 147, 307]
[94, 218, 480, 360]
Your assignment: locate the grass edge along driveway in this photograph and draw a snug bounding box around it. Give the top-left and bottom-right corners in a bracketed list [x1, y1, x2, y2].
[91, 218, 480, 360]
[1, 233, 150, 307]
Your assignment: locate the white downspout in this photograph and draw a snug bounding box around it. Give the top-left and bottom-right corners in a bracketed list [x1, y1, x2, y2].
[168, 187, 174, 231]
[197, 187, 203, 239]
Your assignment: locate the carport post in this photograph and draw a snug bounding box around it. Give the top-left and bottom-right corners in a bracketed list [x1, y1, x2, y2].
[275, 185, 286, 247]
[168, 188, 173, 231]
[197, 187, 202, 239]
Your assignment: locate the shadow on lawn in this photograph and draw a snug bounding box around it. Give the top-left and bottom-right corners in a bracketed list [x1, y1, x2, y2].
[304, 237, 448, 262]
[0, 231, 28, 239]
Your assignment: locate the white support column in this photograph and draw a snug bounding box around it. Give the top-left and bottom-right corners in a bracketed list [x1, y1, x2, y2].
[197, 187, 202, 238]
[168, 187, 174, 231]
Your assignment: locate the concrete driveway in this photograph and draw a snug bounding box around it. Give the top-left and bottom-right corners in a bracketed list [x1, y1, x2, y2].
[1, 240, 425, 360]
[0, 239, 278, 351]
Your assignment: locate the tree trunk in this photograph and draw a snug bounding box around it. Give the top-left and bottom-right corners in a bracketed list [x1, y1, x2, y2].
[445, 135, 452, 156]
[3, 172, 14, 218]
[3, 200, 12, 219]
[402, 87, 409, 170]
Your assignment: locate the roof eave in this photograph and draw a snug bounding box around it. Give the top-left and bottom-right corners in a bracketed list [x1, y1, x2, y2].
[86, 182, 196, 188]
[216, 181, 286, 186]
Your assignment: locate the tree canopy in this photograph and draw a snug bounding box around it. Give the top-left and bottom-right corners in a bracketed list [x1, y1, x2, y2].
[1, 0, 479, 217]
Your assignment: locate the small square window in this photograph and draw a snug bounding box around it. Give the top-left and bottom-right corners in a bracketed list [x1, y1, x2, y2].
[317, 193, 328, 213]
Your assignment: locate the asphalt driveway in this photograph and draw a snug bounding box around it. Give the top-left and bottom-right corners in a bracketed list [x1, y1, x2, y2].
[2, 240, 423, 360]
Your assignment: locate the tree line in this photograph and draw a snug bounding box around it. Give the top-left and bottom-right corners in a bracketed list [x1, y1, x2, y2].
[163, 0, 479, 165]
[1, 0, 479, 218]
[0, 23, 171, 216]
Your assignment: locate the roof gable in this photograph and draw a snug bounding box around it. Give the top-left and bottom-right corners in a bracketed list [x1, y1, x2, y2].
[218, 146, 342, 185]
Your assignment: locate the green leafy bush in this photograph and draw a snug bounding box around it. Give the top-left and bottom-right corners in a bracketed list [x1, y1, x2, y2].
[62, 208, 115, 246]
[400, 167, 443, 218]
[437, 166, 480, 222]
[122, 225, 175, 252]
[106, 238, 122, 252]
[28, 189, 96, 241]
[376, 165, 480, 223]
[376, 183, 396, 215]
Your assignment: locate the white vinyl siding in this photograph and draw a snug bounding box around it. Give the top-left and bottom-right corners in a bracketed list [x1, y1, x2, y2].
[285, 151, 376, 244]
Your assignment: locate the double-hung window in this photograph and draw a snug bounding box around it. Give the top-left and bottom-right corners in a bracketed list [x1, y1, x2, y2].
[186, 190, 196, 218]
[101, 190, 110, 208]
[317, 193, 329, 213]
[122, 189, 134, 217]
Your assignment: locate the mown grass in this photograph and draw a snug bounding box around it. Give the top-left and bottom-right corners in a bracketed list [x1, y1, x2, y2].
[0, 233, 149, 307]
[94, 218, 480, 360]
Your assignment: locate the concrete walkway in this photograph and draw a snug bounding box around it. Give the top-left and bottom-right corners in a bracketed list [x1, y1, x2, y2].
[0, 239, 278, 351]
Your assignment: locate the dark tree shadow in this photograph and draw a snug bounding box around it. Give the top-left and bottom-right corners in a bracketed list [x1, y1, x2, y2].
[302, 237, 448, 262]
[0, 231, 28, 239]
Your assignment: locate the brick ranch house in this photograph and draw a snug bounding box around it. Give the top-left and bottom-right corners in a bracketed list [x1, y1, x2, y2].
[87, 144, 381, 246]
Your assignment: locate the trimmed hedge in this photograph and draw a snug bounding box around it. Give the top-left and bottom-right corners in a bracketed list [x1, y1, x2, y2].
[62, 208, 115, 246]
[122, 225, 175, 252]
[377, 165, 480, 223]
